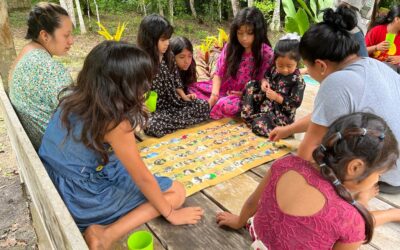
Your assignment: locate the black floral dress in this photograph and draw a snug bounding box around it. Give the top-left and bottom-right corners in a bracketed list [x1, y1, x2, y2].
[144, 59, 210, 137]
[241, 67, 305, 137]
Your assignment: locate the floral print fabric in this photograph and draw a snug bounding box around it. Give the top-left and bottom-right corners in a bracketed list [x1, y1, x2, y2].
[241, 67, 305, 137]
[144, 58, 210, 137]
[9, 49, 72, 149]
[188, 43, 273, 119]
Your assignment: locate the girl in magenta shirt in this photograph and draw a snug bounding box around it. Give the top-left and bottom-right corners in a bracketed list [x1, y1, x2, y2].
[188, 7, 273, 119]
[217, 112, 400, 249]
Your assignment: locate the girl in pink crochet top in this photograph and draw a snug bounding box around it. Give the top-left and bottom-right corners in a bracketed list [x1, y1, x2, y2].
[217, 112, 400, 249]
[188, 7, 273, 120]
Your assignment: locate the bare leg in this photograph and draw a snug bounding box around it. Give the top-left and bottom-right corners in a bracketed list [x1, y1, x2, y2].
[84, 181, 186, 250]
[372, 208, 400, 227]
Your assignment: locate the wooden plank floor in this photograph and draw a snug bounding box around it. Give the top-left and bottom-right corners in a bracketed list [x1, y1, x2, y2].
[115, 83, 400, 249]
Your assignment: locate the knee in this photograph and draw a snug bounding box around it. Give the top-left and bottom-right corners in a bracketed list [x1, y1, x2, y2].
[170, 181, 186, 207]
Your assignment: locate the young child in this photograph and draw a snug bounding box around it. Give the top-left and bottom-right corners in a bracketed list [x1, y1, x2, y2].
[241, 33, 305, 137]
[216, 112, 400, 249]
[170, 36, 197, 96]
[137, 14, 210, 137]
[38, 41, 204, 249]
[188, 7, 274, 119]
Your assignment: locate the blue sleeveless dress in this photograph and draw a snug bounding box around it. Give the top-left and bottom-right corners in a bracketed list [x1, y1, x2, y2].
[38, 109, 172, 231]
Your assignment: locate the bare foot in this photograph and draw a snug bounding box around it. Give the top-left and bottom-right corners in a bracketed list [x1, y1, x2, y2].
[355, 185, 379, 207]
[84, 224, 111, 250]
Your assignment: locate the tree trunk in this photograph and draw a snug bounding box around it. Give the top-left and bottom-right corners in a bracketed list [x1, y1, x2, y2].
[270, 0, 281, 31]
[218, 0, 222, 22]
[230, 0, 239, 17]
[189, 0, 197, 18]
[0, 0, 16, 93]
[169, 0, 174, 25]
[60, 0, 77, 27]
[93, 0, 100, 26]
[74, 0, 86, 34]
[142, 0, 147, 15]
[158, 0, 164, 16]
[248, 0, 254, 7]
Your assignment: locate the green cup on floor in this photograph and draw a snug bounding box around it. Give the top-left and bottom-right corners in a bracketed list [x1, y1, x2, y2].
[127, 231, 153, 250]
[145, 91, 157, 113]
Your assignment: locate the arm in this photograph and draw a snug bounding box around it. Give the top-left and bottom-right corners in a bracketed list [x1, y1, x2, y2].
[269, 113, 312, 141]
[216, 168, 272, 229]
[105, 121, 173, 218]
[176, 88, 193, 101]
[281, 74, 306, 111]
[332, 242, 363, 250]
[208, 75, 222, 106]
[297, 121, 328, 161]
[371, 208, 400, 227]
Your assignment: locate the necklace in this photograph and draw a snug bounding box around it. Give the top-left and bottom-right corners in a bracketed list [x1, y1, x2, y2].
[31, 40, 51, 55]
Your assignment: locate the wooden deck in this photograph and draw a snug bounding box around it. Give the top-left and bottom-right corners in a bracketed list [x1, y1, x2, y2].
[113, 84, 400, 249]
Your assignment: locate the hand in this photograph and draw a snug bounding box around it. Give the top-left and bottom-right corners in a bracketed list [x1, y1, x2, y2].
[208, 95, 218, 107]
[261, 78, 270, 92]
[187, 93, 197, 100]
[227, 90, 243, 97]
[166, 207, 204, 225]
[387, 55, 400, 65]
[269, 126, 292, 141]
[216, 211, 242, 229]
[266, 89, 278, 101]
[376, 41, 390, 51]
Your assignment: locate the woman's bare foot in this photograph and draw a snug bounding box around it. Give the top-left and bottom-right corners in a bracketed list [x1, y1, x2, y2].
[84, 224, 111, 250]
[355, 185, 379, 207]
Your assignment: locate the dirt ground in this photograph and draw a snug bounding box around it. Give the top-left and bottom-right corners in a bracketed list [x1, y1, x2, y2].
[0, 110, 37, 249]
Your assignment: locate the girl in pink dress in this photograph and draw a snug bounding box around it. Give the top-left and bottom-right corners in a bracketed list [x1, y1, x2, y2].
[216, 112, 400, 249]
[188, 7, 274, 119]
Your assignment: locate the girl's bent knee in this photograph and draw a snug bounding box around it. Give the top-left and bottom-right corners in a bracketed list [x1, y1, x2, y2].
[170, 181, 186, 206]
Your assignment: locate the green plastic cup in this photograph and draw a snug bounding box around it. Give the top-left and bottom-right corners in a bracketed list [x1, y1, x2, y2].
[145, 91, 157, 113]
[127, 231, 153, 250]
[386, 33, 396, 46]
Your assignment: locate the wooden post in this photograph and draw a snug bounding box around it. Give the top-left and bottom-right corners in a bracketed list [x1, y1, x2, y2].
[0, 0, 16, 93]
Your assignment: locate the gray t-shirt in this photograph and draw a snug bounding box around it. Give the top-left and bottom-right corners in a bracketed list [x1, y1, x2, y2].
[312, 57, 400, 186]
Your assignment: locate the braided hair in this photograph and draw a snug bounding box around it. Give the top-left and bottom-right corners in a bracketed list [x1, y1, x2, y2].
[312, 112, 399, 243]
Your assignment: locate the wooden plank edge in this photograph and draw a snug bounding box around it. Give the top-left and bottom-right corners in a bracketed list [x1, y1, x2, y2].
[0, 79, 87, 249]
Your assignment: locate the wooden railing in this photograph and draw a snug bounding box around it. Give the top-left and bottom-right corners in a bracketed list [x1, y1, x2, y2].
[0, 77, 87, 249]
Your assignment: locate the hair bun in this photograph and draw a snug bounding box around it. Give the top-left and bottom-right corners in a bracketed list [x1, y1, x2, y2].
[323, 7, 357, 31]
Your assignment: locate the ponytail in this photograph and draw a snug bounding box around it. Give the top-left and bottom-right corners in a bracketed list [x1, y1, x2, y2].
[313, 143, 374, 243]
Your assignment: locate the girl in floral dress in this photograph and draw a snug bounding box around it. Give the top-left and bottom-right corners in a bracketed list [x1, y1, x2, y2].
[241, 34, 305, 137]
[138, 14, 210, 137]
[188, 7, 274, 119]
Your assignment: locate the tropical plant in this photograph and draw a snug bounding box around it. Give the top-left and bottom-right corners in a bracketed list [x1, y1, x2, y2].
[96, 22, 128, 41]
[197, 28, 228, 62]
[282, 0, 334, 35]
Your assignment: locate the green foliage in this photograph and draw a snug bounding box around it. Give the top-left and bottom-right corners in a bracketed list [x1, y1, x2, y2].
[379, 0, 400, 9]
[282, 0, 333, 35]
[254, 0, 275, 24]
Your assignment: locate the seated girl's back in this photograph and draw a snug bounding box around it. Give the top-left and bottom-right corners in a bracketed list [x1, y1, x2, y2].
[254, 155, 364, 248]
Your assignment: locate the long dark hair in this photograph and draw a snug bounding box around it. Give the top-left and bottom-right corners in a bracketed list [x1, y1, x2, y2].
[299, 6, 359, 63]
[312, 112, 399, 243]
[170, 36, 197, 89]
[226, 7, 271, 79]
[370, 4, 400, 29]
[58, 41, 153, 163]
[137, 14, 174, 75]
[26, 2, 69, 40]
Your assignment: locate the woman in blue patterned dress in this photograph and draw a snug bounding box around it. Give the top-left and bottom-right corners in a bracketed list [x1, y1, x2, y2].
[9, 2, 74, 149]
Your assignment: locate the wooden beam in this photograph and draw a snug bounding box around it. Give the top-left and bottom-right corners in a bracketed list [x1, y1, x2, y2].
[0, 77, 87, 249]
